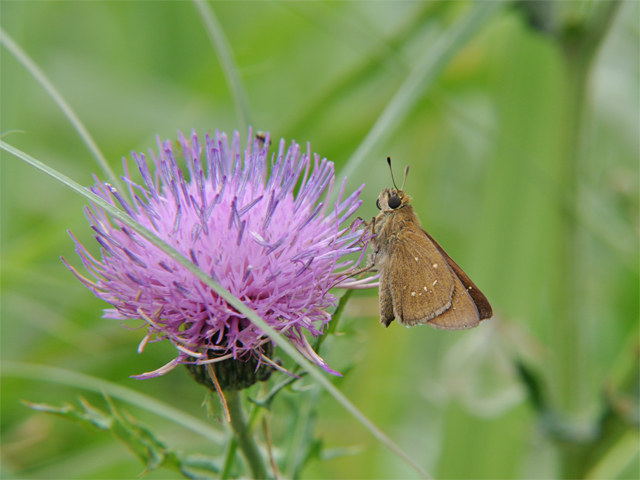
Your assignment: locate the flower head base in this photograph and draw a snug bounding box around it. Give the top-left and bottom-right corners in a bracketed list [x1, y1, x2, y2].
[65, 130, 375, 382]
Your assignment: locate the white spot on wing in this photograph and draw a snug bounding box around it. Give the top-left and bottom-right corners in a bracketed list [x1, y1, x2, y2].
[433, 280, 438, 286]
[432, 263, 438, 268]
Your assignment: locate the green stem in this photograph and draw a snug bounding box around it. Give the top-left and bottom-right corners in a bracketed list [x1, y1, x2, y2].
[225, 389, 268, 479]
[220, 403, 261, 480]
[219, 437, 238, 480]
[552, 30, 587, 422]
[553, 2, 622, 478]
[554, 0, 621, 415]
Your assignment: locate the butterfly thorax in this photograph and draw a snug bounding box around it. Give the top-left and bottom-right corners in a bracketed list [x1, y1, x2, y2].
[372, 188, 420, 254]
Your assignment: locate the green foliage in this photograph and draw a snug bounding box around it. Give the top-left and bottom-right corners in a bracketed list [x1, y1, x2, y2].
[24, 395, 220, 479]
[1, 1, 638, 478]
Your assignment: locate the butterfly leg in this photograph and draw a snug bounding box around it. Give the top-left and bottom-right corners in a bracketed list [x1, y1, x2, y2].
[341, 216, 367, 239]
[347, 216, 376, 246]
[330, 263, 376, 288]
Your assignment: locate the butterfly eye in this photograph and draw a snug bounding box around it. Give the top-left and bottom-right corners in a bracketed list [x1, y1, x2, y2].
[376, 199, 381, 210]
[388, 194, 401, 209]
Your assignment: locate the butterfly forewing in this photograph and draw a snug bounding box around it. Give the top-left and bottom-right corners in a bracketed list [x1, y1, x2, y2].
[389, 223, 455, 326]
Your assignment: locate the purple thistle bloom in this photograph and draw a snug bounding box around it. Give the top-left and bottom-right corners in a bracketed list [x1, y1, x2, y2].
[64, 130, 377, 380]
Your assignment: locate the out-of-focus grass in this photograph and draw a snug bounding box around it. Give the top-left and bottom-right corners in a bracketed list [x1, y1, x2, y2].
[2, 1, 637, 479]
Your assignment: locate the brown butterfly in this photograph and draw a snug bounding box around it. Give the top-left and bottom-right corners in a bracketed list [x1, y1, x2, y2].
[367, 158, 492, 329]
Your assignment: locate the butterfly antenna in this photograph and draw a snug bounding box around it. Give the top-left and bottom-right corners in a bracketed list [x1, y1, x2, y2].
[386, 157, 399, 190]
[401, 165, 409, 190]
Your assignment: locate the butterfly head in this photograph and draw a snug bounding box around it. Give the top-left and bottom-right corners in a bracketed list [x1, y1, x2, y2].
[376, 157, 412, 212]
[376, 188, 412, 212]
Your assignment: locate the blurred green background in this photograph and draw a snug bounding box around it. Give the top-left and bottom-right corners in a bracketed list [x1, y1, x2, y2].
[1, 1, 638, 479]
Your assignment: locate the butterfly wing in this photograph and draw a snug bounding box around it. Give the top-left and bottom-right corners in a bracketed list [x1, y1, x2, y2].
[386, 222, 455, 326]
[426, 271, 481, 330]
[422, 229, 493, 321]
[384, 222, 488, 330]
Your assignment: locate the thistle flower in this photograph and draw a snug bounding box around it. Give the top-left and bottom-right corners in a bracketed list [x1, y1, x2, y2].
[65, 130, 376, 386]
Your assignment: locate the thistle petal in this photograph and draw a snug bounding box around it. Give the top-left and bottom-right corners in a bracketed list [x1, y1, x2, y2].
[67, 130, 373, 378]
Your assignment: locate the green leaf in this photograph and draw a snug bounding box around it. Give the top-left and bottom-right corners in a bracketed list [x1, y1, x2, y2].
[23, 398, 110, 433]
[103, 395, 169, 472]
[24, 394, 221, 477]
[4, 361, 224, 444]
[248, 372, 308, 411]
[177, 453, 221, 479]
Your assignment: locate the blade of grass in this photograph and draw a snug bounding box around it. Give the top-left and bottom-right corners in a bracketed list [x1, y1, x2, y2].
[584, 430, 640, 480]
[192, 0, 252, 134]
[0, 28, 123, 193]
[279, 1, 407, 74]
[2, 141, 431, 479]
[2, 361, 224, 444]
[279, 1, 440, 138]
[335, 1, 503, 196]
[314, 288, 353, 354]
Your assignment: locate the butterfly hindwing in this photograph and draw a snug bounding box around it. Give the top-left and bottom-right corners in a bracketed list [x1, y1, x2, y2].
[422, 228, 493, 321]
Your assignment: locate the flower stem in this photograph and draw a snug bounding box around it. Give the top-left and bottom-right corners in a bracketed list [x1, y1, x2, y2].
[225, 389, 268, 479]
[219, 437, 237, 480]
